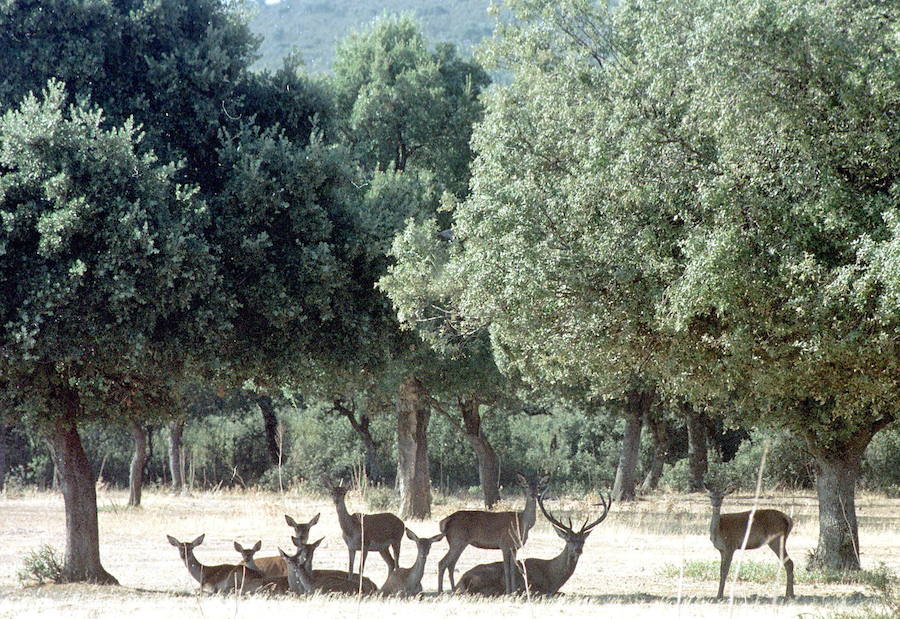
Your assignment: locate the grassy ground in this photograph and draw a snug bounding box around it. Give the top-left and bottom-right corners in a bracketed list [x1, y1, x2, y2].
[0, 486, 897, 618]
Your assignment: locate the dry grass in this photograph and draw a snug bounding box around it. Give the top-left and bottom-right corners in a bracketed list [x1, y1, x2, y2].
[0, 486, 897, 618]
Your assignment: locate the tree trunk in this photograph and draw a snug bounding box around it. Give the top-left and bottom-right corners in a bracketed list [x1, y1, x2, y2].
[612, 390, 651, 502]
[127, 420, 147, 507]
[333, 400, 383, 482]
[459, 398, 500, 508]
[0, 422, 9, 490]
[681, 401, 708, 493]
[169, 418, 185, 493]
[255, 394, 281, 467]
[46, 388, 118, 584]
[397, 376, 431, 519]
[641, 404, 670, 493]
[810, 448, 865, 570]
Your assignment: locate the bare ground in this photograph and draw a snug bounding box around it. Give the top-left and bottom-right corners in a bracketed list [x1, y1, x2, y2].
[0, 486, 896, 618]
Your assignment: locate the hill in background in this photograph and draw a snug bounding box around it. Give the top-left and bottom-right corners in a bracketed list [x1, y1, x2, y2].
[248, 0, 495, 72]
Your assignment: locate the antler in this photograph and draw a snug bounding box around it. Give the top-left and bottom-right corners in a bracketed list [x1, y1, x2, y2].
[538, 493, 612, 535]
[582, 492, 612, 533]
[538, 494, 574, 533]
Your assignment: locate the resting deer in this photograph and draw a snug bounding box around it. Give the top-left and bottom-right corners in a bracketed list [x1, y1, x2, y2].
[279, 536, 378, 595]
[437, 472, 550, 594]
[233, 540, 289, 592]
[236, 513, 320, 578]
[456, 493, 611, 596]
[167, 534, 265, 594]
[706, 485, 794, 599]
[381, 528, 445, 597]
[323, 477, 404, 576]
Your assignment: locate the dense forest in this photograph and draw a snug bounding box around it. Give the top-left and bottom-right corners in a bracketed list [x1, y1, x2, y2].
[248, 0, 494, 72]
[0, 0, 897, 586]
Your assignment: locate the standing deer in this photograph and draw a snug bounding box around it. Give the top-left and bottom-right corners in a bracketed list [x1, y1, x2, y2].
[706, 486, 795, 599]
[455, 493, 611, 596]
[437, 472, 550, 594]
[279, 536, 378, 595]
[323, 477, 405, 577]
[233, 540, 289, 592]
[381, 528, 445, 597]
[167, 534, 265, 594]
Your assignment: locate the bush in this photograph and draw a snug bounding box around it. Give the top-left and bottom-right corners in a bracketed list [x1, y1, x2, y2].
[862, 425, 900, 492]
[17, 544, 64, 585]
[659, 458, 693, 493]
[726, 429, 814, 490]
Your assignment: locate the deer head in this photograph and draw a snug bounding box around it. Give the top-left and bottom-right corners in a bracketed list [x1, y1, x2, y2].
[538, 493, 611, 565]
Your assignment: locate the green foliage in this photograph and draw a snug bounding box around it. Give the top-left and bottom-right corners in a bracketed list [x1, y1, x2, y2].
[661, 560, 896, 591]
[659, 459, 693, 493]
[17, 545, 64, 586]
[333, 13, 490, 197]
[726, 430, 815, 490]
[862, 424, 900, 492]
[249, 0, 494, 74]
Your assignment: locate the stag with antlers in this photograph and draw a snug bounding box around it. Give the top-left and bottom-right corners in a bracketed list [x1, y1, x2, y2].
[455, 493, 612, 596]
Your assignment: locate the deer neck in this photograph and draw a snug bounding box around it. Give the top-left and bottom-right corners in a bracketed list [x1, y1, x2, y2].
[543, 545, 579, 595]
[709, 502, 723, 545]
[519, 494, 537, 538]
[406, 545, 429, 587]
[182, 548, 207, 585]
[334, 497, 357, 535]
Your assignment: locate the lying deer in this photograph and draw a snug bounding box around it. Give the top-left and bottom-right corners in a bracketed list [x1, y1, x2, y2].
[167, 534, 265, 594]
[437, 472, 550, 593]
[706, 485, 795, 598]
[236, 513, 320, 578]
[323, 476, 404, 576]
[455, 493, 611, 595]
[233, 540, 289, 592]
[380, 528, 445, 597]
[279, 536, 378, 595]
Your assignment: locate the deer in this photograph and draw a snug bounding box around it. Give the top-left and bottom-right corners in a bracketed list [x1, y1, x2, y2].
[322, 476, 405, 577]
[437, 472, 550, 594]
[705, 485, 795, 599]
[233, 540, 290, 592]
[380, 528, 445, 597]
[279, 536, 378, 595]
[455, 493, 612, 596]
[235, 513, 320, 579]
[167, 534, 266, 594]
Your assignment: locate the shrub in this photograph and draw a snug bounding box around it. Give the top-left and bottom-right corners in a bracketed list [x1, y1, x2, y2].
[17, 544, 64, 585]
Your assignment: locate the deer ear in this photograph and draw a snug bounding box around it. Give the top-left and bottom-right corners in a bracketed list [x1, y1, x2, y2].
[234, 540, 242, 552]
[311, 537, 324, 550]
[429, 533, 445, 543]
[285, 514, 297, 527]
[291, 535, 302, 547]
[310, 513, 320, 525]
[167, 535, 179, 546]
[253, 540, 262, 552]
[192, 534, 205, 547]
[278, 547, 289, 559]
[405, 528, 419, 542]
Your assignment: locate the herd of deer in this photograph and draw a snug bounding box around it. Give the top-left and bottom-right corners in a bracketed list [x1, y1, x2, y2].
[167, 475, 795, 599]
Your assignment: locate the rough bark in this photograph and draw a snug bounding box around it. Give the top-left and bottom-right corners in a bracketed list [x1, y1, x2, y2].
[333, 400, 382, 482]
[612, 390, 651, 502]
[255, 394, 281, 467]
[811, 450, 863, 570]
[641, 404, 671, 493]
[127, 420, 147, 507]
[397, 376, 431, 519]
[458, 398, 501, 508]
[680, 401, 708, 493]
[46, 386, 118, 584]
[169, 418, 185, 493]
[0, 422, 9, 489]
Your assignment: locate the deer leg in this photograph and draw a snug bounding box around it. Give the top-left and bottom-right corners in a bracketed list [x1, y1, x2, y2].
[348, 548, 356, 575]
[768, 537, 794, 598]
[360, 548, 369, 576]
[717, 549, 733, 599]
[502, 548, 515, 595]
[438, 543, 466, 593]
[391, 538, 402, 567]
[378, 548, 395, 571]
